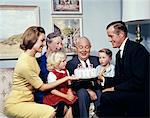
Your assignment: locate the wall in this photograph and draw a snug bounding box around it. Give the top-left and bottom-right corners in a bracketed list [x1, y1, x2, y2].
[0, 0, 121, 68]
[0, 0, 52, 68]
[83, 0, 121, 54]
[7, 0, 150, 69]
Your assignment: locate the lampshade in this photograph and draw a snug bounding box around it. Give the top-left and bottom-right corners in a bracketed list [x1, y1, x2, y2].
[122, 0, 150, 24]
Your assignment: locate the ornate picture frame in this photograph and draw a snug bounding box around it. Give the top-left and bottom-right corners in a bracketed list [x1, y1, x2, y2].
[0, 5, 40, 60]
[52, 16, 83, 55]
[52, 0, 82, 14]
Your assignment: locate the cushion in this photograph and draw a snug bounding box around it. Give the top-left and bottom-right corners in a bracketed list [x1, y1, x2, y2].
[0, 68, 13, 117]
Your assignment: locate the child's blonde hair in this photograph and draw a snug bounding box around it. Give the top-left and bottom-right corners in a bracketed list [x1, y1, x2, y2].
[47, 51, 67, 70]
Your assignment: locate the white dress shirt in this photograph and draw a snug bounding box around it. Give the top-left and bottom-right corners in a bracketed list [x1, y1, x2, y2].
[78, 58, 91, 68]
[119, 37, 128, 58]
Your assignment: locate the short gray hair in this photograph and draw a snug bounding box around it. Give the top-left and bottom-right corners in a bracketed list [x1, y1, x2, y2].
[75, 36, 91, 47]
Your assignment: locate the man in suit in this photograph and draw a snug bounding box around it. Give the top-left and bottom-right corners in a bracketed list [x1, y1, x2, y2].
[97, 21, 149, 117]
[66, 36, 101, 118]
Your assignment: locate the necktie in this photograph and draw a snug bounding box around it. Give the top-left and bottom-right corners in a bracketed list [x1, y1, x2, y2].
[116, 50, 122, 77]
[84, 60, 88, 67]
[118, 50, 121, 59]
[116, 50, 122, 64]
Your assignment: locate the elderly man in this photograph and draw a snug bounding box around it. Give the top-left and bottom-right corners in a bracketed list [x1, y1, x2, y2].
[66, 36, 101, 118]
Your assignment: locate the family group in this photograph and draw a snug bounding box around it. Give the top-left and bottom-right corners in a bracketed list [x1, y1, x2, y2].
[4, 21, 149, 118]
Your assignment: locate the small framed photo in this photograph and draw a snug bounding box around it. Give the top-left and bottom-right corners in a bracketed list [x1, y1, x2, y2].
[52, 16, 83, 55]
[52, 0, 82, 14]
[0, 5, 40, 60]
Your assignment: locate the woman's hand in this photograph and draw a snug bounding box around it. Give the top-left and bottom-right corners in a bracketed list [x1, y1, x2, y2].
[65, 75, 79, 81]
[40, 76, 78, 91]
[66, 89, 75, 101]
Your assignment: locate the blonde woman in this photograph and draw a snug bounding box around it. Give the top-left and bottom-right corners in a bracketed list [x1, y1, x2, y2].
[43, 51, 78, 118]
[4, 26, 77, 118]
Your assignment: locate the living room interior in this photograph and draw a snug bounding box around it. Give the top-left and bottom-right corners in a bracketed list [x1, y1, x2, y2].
[0, 0, 149, 117]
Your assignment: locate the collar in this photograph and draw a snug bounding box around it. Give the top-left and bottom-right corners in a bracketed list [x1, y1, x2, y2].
[119, 37, 128, 51]
[55, 69, 66, 74]
[105, 64, 113, 73]
[119, 37, 128, 58]
[78, 58, 91, 68]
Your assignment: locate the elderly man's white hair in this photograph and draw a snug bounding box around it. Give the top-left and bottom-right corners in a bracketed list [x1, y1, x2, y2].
[75, 36, 91, 47]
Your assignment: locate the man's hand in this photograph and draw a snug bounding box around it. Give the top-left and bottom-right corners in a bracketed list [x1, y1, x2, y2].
[87, 89, 97, 100]
[102, 87, 114, 92]
[98, 75, 105, 82]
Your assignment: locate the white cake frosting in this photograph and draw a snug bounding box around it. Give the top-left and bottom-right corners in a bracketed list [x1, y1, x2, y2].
[74, 67, 98, 79]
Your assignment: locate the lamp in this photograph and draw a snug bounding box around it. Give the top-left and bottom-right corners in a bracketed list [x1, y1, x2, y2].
[122, 0, 150, 43]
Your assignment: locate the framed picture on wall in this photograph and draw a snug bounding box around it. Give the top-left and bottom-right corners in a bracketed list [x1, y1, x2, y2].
[52, 0, 82, 14]
[52, 16, 83, 55]
[0, 5, 40, 60]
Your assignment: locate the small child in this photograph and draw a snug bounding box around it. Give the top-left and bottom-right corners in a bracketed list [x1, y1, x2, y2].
[96, 48, 115, 85]
[43, 51, 78, 118]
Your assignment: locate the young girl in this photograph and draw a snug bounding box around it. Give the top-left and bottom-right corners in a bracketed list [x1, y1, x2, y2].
[43, 51, 78, 118]
[96, 48, 115, 85]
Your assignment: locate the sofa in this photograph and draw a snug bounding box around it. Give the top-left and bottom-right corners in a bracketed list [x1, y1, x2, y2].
[0, 68, 95, 118]
[0, 68, 13, 118]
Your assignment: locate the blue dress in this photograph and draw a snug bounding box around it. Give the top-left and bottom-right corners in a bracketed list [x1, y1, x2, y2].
[34, 52, 48, 103]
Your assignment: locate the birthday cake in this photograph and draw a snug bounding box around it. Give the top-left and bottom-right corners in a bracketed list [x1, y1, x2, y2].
[74, 67, 98, 79]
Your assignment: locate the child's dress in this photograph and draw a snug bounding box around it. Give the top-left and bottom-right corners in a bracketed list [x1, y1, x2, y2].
[43, 69, 77, 106]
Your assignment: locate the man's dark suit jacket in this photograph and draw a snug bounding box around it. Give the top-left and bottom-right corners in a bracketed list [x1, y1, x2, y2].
[98, 39, 149, 117]
[66, 55, 100, 91]
[105, 39, 149, 93]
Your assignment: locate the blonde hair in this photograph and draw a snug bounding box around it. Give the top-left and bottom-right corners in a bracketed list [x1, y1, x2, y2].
[47, 51, 66, 70]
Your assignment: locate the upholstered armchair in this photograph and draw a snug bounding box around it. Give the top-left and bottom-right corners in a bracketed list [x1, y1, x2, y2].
[0, 68, 13, 118]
